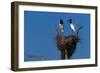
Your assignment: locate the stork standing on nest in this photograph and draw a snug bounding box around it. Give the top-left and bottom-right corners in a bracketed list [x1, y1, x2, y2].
[59, 19, 64, 35]
[68, 19, 76, 34]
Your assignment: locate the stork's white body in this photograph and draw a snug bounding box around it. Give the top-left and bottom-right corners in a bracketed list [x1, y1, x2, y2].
[59, 23, 64, 32]
[70, 23, 76, 32]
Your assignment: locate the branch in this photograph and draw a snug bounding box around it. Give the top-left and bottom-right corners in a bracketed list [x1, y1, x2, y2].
[77, 26, 83, 35]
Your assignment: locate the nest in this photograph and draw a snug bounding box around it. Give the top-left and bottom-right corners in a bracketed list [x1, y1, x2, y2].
[56, 35, 79, 59]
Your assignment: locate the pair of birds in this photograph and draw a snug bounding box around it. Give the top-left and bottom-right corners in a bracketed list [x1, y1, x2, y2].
[59, 19, 76, 34]
[56, 19, 80, 59]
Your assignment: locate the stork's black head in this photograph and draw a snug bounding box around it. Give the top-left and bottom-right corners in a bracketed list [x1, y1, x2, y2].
[68, 19, 72, 23]
[60, 19, 63, 24]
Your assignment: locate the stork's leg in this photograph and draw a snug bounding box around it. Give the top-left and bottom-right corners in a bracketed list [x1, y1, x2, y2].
[60, 49, 66, 59]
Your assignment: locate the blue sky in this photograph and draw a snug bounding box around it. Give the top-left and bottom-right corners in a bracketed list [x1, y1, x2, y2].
[24, 11, 90, 62]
